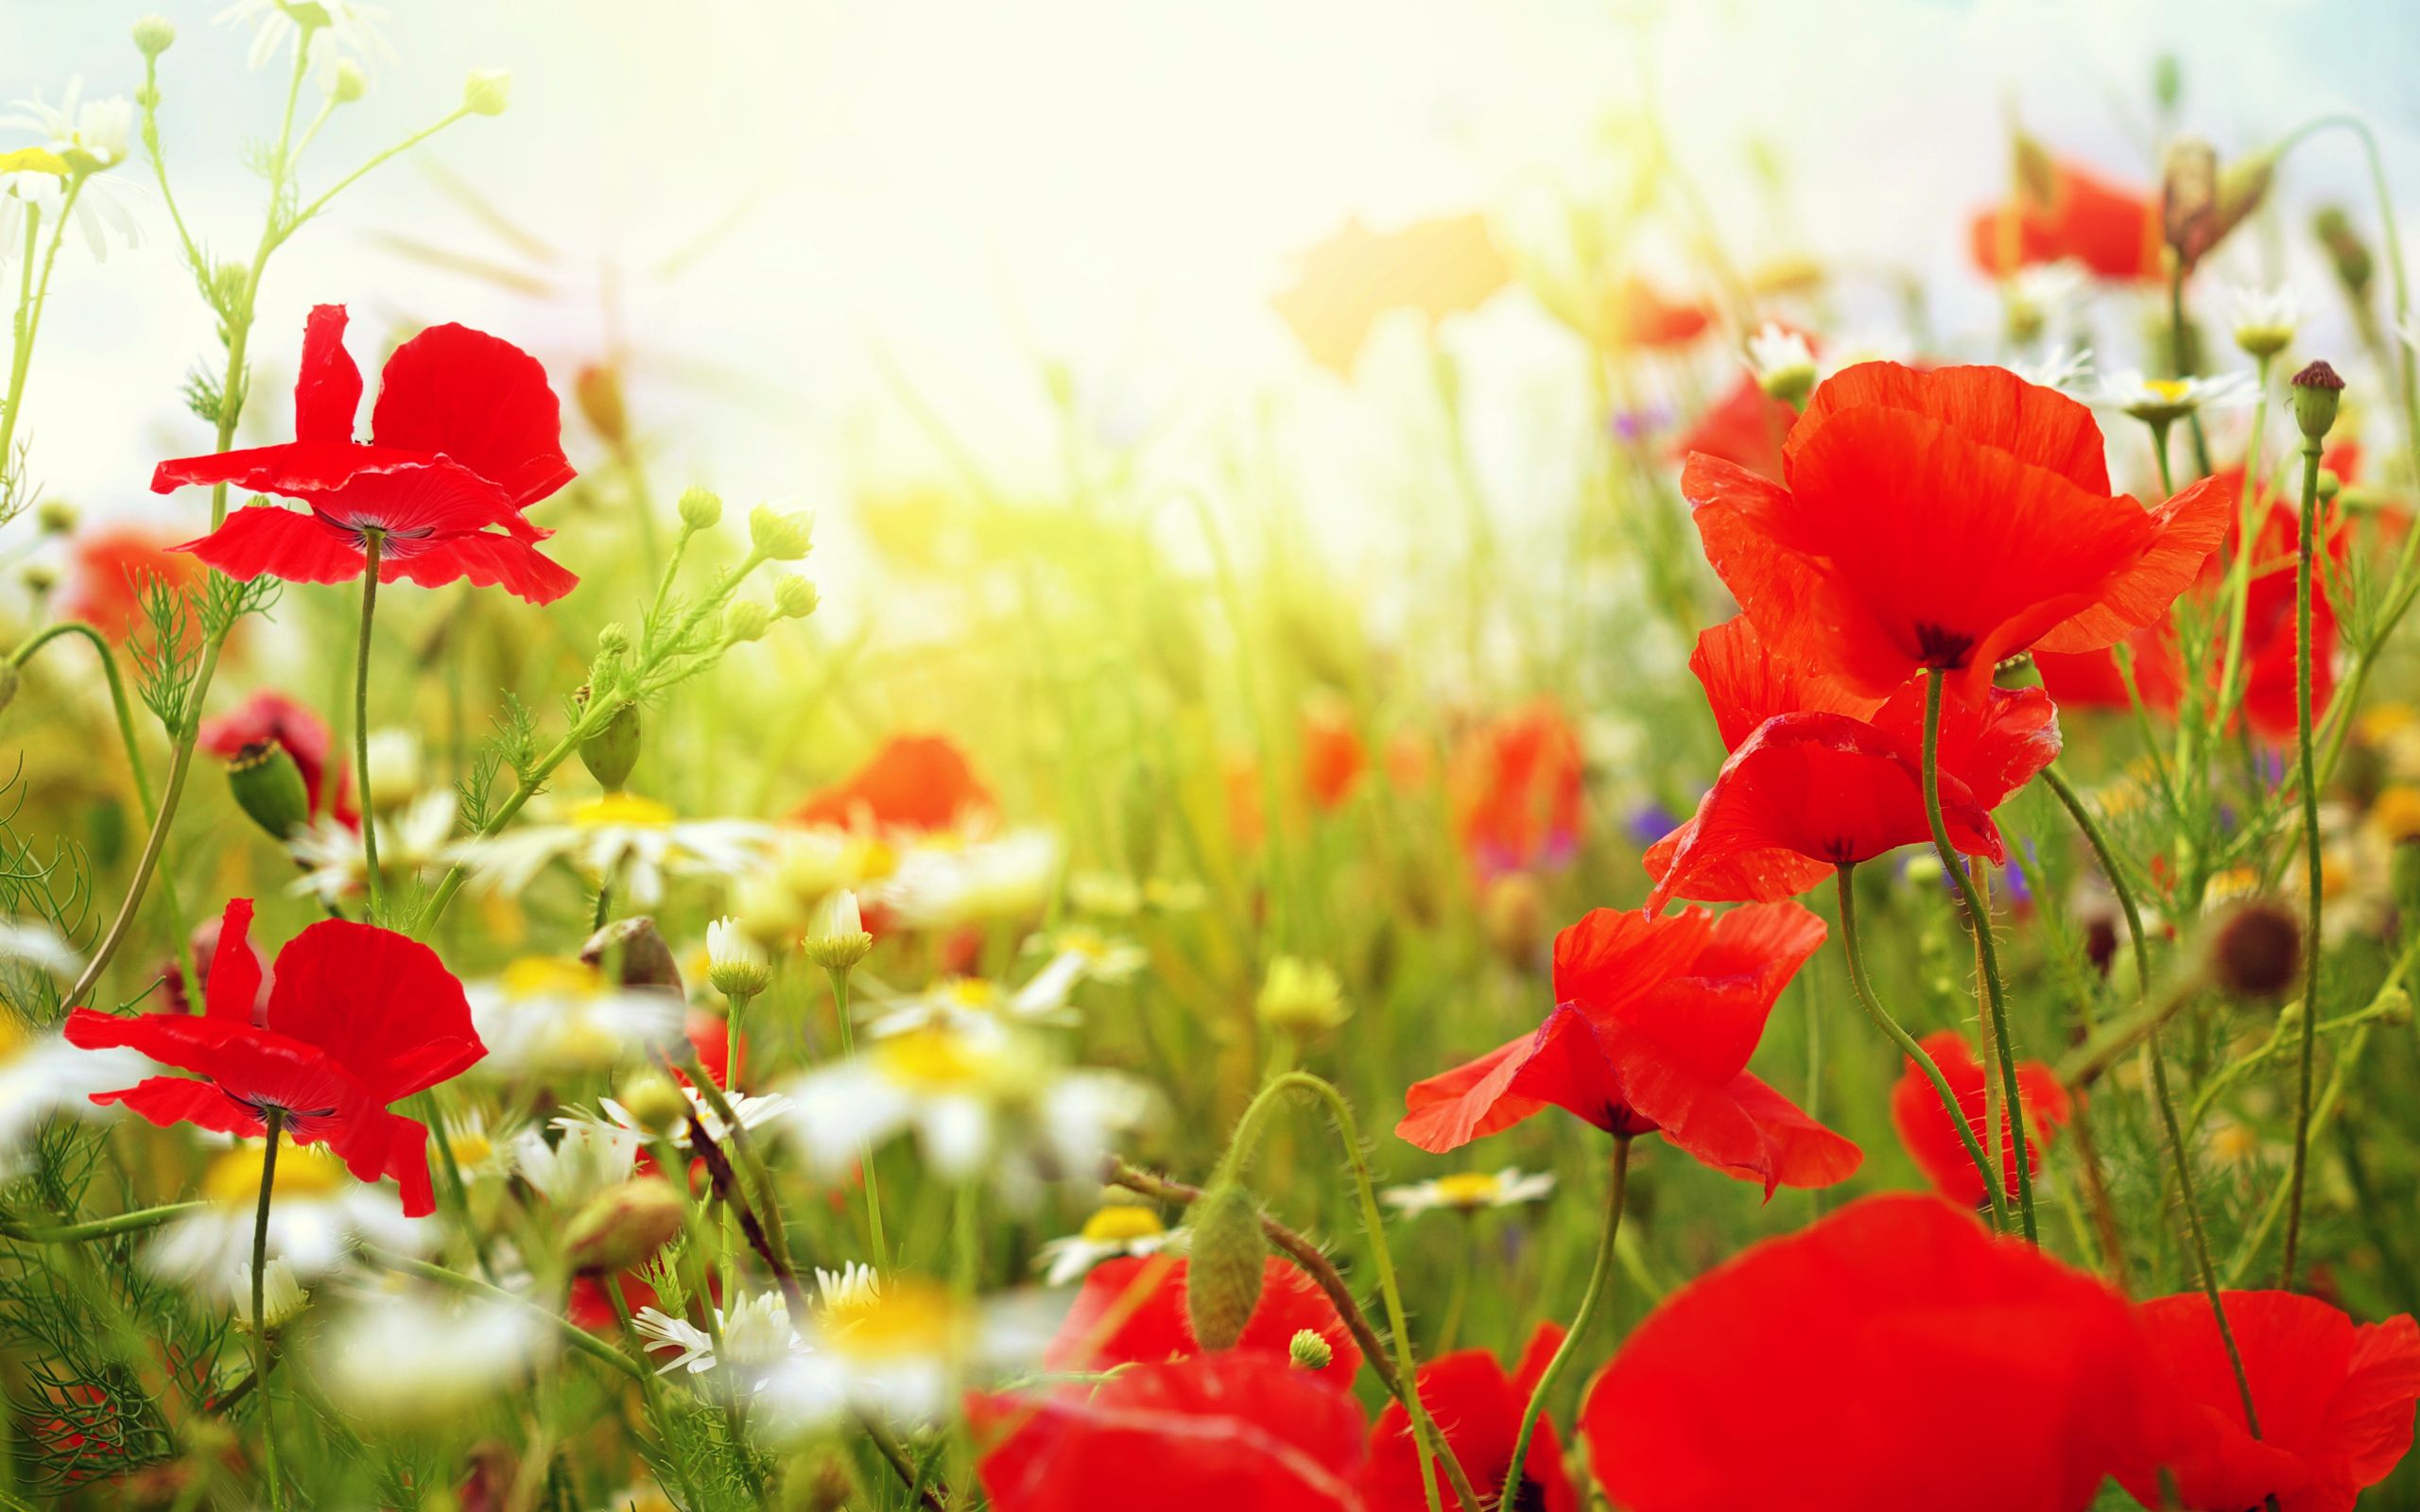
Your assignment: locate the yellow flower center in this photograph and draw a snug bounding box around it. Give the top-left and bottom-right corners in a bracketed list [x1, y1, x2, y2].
[0, 147, 69, 179]
[1079, 1205, 1166, 1244]
[1431, 1172, 1504, 1209]
[875, 1027, 986, 1091]
[942, 978, 998, 1009]
[570, 794, 676, 830]
[2375, 786, 2420, 845]
[502, 956, 603, 1001]
[450, 1127, 493, 1170]
[821, 1279, 963, 1361]
[2359, 702, 2417, 745]
[202, 1141, 347, 1206]
[2144, 379, 2192, 404]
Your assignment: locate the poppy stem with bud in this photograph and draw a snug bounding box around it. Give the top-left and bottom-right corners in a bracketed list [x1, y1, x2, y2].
[249, 1110, 285, 1512]
[1921, 669, 2037, 1242]
[354, 532, 384, 917]
[1504, 1135, 1631, 1510]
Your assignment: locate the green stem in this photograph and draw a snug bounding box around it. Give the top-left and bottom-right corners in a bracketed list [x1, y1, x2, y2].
[0, 180, 82, 479]
[604, 1265, 709, 1512]
[2208, 358, 2276, 737]
[1834, 864, 2006, 1226]
[2282, 438, 2326, 1289]
[354, 533, 384, 917]
[721, 988, 749, 1301]
[0, 1199, 204, 1243]
[11, 621, 157, 821]
[1504, 1137, 1630, 1507]
[1922, 669, 2036, 1241]
[827, 967, 888, 1262]
[249, 1111, 285, 1511]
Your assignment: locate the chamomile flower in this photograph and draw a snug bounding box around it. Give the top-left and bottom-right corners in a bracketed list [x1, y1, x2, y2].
[360, 727, 425, 808]
[230, 1258, 307, 1331]
[0, 79, 141, 261]
[317, 1280, 555, 1422]
[704, 916, 771, 998]
[2231, 284, 2302, 360]
[631, 1290, 801, 1383]
[439, 1108, 520, 1183]
[2094, 369, 2260, 425]
[215, 0, 391, 77]
[2013, 345, 2096, 391]
[1743, 321, 1816, 405]
[869, 829, 1060, 931]
[570, 1082, 791, 1151]
[2001, 259, 2087, 343]
[0, 918, 79, 975]
[511, 1120, 641, 1209]
[465, 957, 685, 1077]
[1021, 924, 1148, 983]
[444, 793, 775, 907]
[144, 1141, 431, 1300]
[755, 1273, 1039, 1432]
[857, 957, 1089, 1039]
[1381, 1166, 1557, 1218]
[1032, 1202, 1181, 1285]
[289, 789, 457, 905]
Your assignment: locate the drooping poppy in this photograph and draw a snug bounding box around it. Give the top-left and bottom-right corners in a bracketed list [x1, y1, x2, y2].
[2118, 1290, 2420, 1512]
[1685, 362, 2232, 699]
[1889, 1029, 2072, 1209]
[1271, 212, 1510, 376]
[1451, 698, 1585, 880]
[1642, 617, 2060, 911]
[1044, 1254, 1363, 1383]
[1968, 155, 2162, 282]
[1580, 1194, 2187, 1512]
[1359, 1323, 1577, 1512]
[198, 691, 356, 826]
[973, 1351, 1368, 1512]
[158, 305, 578, 606]
[64, 899, 485, 1215]
[792, 733, 995, 833]
[55, 523, 208, 645]
[1398, 902, 1858, 1195]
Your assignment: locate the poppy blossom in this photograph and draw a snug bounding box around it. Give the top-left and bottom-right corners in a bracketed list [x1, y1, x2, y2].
[1398, 902, 1858, 1195]
[198, 691, 356, 827]
[1968, 156, 2162, 282]
[1581, 1194, 2187, 1512]
[1642, 617, 2060, 912]
[1889, 1029, 2072, 1209]
[55, 523, 208, 645]
[1452, 698, 1585, 880]
[792, 733, 995, 833]
[2118, 1290, 2420, 1512]
[1271, 212, 1510, 375]
[1044, 1254, 1363, 1383]
[63, 899, 485, 1216]
[1673, 370, 1797, 484]
[1685, 362, 2232, 698]
[1359, 1323, 1577, 1512]
[157, 305, 577, 606]
[973, 1351, 1368, 1512]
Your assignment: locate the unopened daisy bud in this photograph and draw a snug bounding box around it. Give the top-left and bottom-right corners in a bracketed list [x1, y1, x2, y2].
[2208, 901, 2302, 1000]
[35, 499, 76, 535]
[2291, 360, 2344, 441]
[706, 916, 771, 998]
[330, 60, 367, 104]
[749, 504, 814, 561]
[1256, 955, 1346, 1037]
[1288, 1328, 1333, 1371]
[582, 915, 684, 996]
[616, 1069, 690, 1139]
[233, 1260, 304, 1332]
[1745, 322, 1817, 409]
[227, 740, 313, 842]
[803, 889, 873, 972]
[773, 575, 819, 620]
[18, 563, 55, 596]
[563, 1176, 685, 1275]
[131, 14, 176, 57]
[1183, 1180, 1267, 1351]
[723, 600, 772, 644]
[678, 486, 723, 531]
[579, 697, 642, 793]
[596, 622, 632, 658]
[462, 68, 511, 117]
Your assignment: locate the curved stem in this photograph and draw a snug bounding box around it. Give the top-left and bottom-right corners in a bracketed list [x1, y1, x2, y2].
[11, 621, 157, 821]
[1504, 1137, 1630, 1507]
[1834, 864, 2007, 1228]
[354, 534, 384, 917]
[2283, 438, 2326, 1289]
[0, 1199, 204, 1243]
[1922, 669, 2036, 1241]
[249, 1112, 285, 1511]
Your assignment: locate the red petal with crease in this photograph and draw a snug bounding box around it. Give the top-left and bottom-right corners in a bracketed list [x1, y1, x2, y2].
[265, 919, 483, 1105]
[372, 322, 575, 509]
[1360, 1325, 1579, 1512]
[2033, 472, 2234, 654]
[177, 506, 368, 586]
[1868, 680, 2062, 809]
[202, 898, 264, 1024]
[1044, 1256, 1363, 1383]
[293, 303, 363, 444]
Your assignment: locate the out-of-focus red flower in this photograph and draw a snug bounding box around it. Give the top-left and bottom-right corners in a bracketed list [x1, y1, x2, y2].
[159, 305, 577, 605]
[1643, 617, 2059, 911]
[684, 1008, 740, 1090]
[198, 691, 357, 826]
[1398, 902, 1858, 1194]
[1968, 157, 2162, 282]
[1685, 362, 2231, 699]
[1302, 701, 1369, 811]
[974, 1352, 1368, 1511]
[1360, 1323, 1575, 1512]
[1045, 1255, 1362, 1383]
[64, 898, 485, 1215]
[1596, 275, 1711, 350]
[1452, 698, 1584, 880]
[1673, 371, 1797, 483]
[566, 1271, 659, 1334]
[792, 733, 995, 833]
[1581, 1194, 2187, 1512]
[2118, 1290, 2420, 1512]
[55, 524, 209, 645]
[1889, 1029, 2072, 1209]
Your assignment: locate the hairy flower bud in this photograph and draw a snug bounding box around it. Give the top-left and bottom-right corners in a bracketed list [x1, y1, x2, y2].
[1183, 1180, 1267, 1350]
[2209, 902, 2302, 1000]
[678, 487, 723, 531]
[330, 60, 366, 104]
[17, 563, 54, 596]
[35, 499, 76, 535]
[462, 68, 511, 117]
[1288, 1328, 1333, 1371]
[132, 14, 176, 57]
[2314, 205, 2374, 301]
[616, 1069, 690, 1139]
[2291, 360, 2344, 441]
[1256, 956, 1346, 1037]
[575, 365, 627, 444]
[563, 1177, 685, 1275]
[750, 504, 814, 561]
[228, 740, 313, 842]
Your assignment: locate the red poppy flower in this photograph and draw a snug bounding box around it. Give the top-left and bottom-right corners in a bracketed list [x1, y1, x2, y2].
[1685, 362, 2232, 698]
[792, 733, 995, 833]
[198, 691, 357, 826]
[1581, 1194, 2187, 1512]
[55, 524, 209, 645]
[1044, 1255, 1363, 1383]
[1968, 157, 2163, 282]
[1302, 700, 1369, 811]
[1597, 275, 1711, 350]
[63, 898, 485, 1216]
[1452, 698, 1585, 879]
[973, 1352, 1368, 1512]
[1673, 371, 1797, 484]
[1642, 617, 2059, 911]
[2118, 1291, 2420, 1512]
[1360, 1323, 1576, 1512]
[158, 305, 577, 606]
[1398, 902, 1858, 1194]
[566, 1271, 660, 1334]
[1889, 1029, 2072, 1209]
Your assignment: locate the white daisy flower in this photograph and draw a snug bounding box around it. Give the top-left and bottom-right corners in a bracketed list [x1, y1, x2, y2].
[2231, 285, 2301, 360]
[215, 0, 391, 77]
[631, 1290, 801, 1383]
[0, 78, 141, 261]
[289, 789, 457, 905]
[2094, 369, 2261, 425]
[230, 1258, 306, 1331]
[464, 956, 685, 1078]
[444, 794, 775, 907]
[510, 1120, 641, 1209]
[857, 956, 1089, 1040]
[1381, 1166, 1557, 1217]
[0, 918, 79, 975]
[1020, 925, 1148, 983]
[569, 1083, 791, 1152]
[144, 1141, 433, 1300]
[868, 829, 1060, 932]
[1033, 1203, 1181, 1286]
[439, 1108, 519, 1183]
[2002, 259, 2088, 341]
[1743, 321, 1816, 404]
[317, 1280, 556, 1422]
[2013, 345, 2096, 391]
[754, 1275, 1037, 1433]
[360, 728, 424, 808]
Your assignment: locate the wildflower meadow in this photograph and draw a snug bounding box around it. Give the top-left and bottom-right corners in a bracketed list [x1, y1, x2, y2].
[6, 1, 2420, 1508]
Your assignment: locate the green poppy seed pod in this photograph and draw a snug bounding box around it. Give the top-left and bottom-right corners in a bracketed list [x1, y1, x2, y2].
[131, 14, 176, 56]
[2208, 901, 2302, 1000]
[1288, 1328, 1333, 1371]
[462, 68, 511, 117]
[2291, 360, 2344, 441]
[579, 698, 642, 793]
[227, 740, 313, 842]
[581, 915, 684, 997]
[773, 575, 819, 620]
[562, 1177, 684, 1275]
[678, 487, 723, 531]
[1184, 1180, 1268, 1350]
[750, 504, 815, 561]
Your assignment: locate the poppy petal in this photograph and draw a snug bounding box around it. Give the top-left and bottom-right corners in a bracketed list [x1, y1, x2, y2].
[177, 505, 366, 585]
[1868, 681, 2063, 810]
[371, 323, 575, 509]
[1789, 361, 2114, 495]
[203, 898, 264, 1024]
[93, 1074, 259, 1137]
[2032, 473, 2235, 655]
[293, 303, 364, 445]
[1688, 615, 1883, 750]
[382, 532, 578, 605]
[264, 919, 485, 1104]
[1395, 1031, 1556, 1153]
